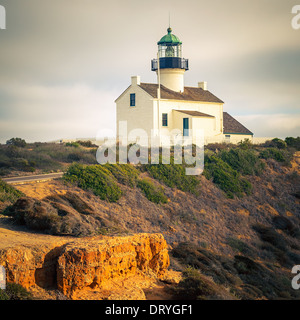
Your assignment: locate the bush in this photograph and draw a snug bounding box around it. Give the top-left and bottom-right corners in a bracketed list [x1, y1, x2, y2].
[0, 179, 24, 204]
[220, 148, 265, 176]
[272, 216, 299, 237]
[142, 162, 199, 195]
[175, 267, 220, 300]
[7, 193, 117, 237]
[259, 148, 292, 164]
[67, 152, 82, 162]
[77, 140, 96, 148]
[204, 155, 252, 198]
[137, 178, 168, 204]
[271, 138, 287, 149]
[205, 142, 236, 152]
[7, 197, 60, 231]
[285, 137, 300, 150]
[0, 283, 32, 300]
[66, 142, 80, 148]
[227, 237, 253, 255]
[63, 163, 122, 202]
[104, 164, 139, 188]
[237, 138, 253, 150]
[0, 289, 9, 300]
[0, 142, 99, 174]
[252, 223, 286, 251]
[6, 138, 26, 148]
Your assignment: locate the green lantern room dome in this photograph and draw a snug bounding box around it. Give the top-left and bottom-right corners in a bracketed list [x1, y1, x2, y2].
[157, 27, 182, 45]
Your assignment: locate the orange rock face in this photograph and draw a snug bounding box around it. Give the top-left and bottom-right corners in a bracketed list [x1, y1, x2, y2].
[57, 233, 169, 298]
[0, 233, 169, 299]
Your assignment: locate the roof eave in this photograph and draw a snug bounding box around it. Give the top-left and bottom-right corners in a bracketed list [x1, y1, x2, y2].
[224, 132, 253, 135]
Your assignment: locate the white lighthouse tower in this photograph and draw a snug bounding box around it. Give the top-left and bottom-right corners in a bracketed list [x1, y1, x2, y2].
[151, 27, 189, 93]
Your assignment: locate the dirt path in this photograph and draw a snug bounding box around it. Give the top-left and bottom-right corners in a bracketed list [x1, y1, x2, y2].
[0, 216, 73, 250]
[13, 180, 70, 200]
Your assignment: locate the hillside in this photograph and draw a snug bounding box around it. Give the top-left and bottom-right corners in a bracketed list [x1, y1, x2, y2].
[0, 138, 300, 300]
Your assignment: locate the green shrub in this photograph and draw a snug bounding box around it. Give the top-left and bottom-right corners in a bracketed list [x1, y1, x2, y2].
[0, 283, 32, 300]
[271, 138, 287, 149]
[6, 138, 26, 148]
[220, 148, 265, 176]
[259, 148, 292, 164]
[237, 138, 253, 150]
[285, 137, 300, 150]
[0, 289, 9, 300]
[0, 179, 24, 204]
[104, 164, 139, 187]
[63, 163, 122, 202]
[227, 237, 253, 255]
[66, 142, 80, 148]
[141, 162, 199, 195]
[67, 152, 82, 162]
[204, 155, 252, 198]
[77, 140, 96, 148]
[176, 267, 220, 300]
[137, 178, 168, 204]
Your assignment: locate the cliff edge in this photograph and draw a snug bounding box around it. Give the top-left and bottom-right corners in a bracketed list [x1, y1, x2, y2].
[0, 224, 170, 299]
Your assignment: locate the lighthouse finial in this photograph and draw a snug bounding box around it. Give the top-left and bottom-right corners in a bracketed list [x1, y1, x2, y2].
[167, 12, 172, 33]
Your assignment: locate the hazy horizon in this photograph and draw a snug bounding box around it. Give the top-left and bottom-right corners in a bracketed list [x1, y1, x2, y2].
[0, 0, 299, 143]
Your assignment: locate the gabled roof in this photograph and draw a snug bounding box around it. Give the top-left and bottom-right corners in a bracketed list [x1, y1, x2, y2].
[139, 83, 224, 104]
[223, 112, 253, 135]
[175, 110, 214, 117]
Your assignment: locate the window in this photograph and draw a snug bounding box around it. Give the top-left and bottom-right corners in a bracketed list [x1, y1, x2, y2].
[162, 113, 168, 127]
[183, 118, 189, 136]
[130, 93, 135, 107]
[225, 134, 231, 143]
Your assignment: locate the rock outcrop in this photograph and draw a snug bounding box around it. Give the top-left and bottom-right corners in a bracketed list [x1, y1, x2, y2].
[0, 233, 169, 299]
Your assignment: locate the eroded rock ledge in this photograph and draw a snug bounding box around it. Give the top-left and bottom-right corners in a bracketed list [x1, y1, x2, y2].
[0, 233, 170, 299]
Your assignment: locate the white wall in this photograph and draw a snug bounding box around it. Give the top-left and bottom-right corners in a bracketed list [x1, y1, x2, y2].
[116, 83, 154, 143]
[156, 99, 223, 138]
[252, 137, 275, 144]
[222, 134, 253, 144]
[158, 69, 185, 92]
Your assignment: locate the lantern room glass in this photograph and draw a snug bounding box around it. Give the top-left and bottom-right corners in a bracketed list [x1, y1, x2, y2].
[158, 44, 182, 58]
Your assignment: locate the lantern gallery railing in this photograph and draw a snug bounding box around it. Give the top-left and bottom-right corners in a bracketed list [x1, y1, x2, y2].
[151, 57, 189, 71]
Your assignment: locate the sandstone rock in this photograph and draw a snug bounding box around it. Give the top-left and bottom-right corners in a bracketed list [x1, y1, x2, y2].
[57, 233, 169, 298]
[0, 233, 170, 299]
[0, 241, 68, 289]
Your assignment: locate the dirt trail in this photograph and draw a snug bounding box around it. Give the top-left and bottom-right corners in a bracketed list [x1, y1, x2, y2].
[0, 216, 73, 250]
[14, 180, 70, 200]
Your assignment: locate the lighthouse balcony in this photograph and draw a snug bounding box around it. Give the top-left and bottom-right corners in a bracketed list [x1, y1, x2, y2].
[151, 57, 189, 71]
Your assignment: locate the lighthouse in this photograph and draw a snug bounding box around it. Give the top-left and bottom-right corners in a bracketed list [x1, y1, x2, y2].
[115, 27, 253, 146]
[151, 27, 189, 93]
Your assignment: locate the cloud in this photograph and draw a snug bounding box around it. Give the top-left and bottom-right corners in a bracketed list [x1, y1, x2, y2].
[236, 113, 300, 138]
[0, 83, 117, 143]
[0, 0, 299, 142]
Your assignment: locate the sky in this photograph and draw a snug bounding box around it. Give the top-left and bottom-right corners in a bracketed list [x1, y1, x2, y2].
[0, 0, 299, 143]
